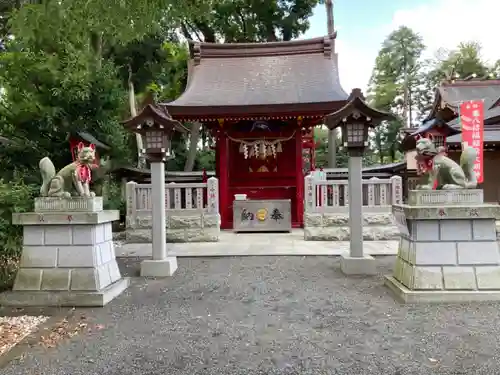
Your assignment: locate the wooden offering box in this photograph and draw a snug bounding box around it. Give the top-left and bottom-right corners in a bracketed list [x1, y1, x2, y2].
[233, 199, 292, 232]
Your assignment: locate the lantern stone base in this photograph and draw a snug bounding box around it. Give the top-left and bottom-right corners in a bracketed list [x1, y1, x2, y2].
[126, 213, 221, 243]
[1, 200, 129, 307]
[140, 257, 178, 277]
[384, 276, 500, 303]
[386, 190, 500, 304]
[304, 212, 399, 241]
[340, 254, 377, 275]
[0, 278, 129, 307]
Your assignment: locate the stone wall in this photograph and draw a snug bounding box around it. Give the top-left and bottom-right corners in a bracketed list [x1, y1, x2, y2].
[394, 217, 500, 290]
[16, 222, 121, 292]
[304, 211, 398, 241]
[126, 212, 220, 243]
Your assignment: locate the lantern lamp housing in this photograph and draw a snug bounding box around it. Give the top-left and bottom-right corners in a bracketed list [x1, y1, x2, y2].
[324, 88, 395, 154]
[341, 120, 370, 150]
[122, 104, 188, 163]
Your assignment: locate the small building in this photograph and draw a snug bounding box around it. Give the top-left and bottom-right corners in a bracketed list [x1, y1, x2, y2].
[161, 37, 349, 229]
[402, 79, 500, 201]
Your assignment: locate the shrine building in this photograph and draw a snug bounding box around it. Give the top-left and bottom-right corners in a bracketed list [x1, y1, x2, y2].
[160, 37, 349, 229]
[402, 79, 500, 202]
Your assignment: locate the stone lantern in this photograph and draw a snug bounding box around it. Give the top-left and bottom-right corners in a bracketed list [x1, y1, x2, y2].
[123, 104, 188, 277]
[325, 88, 395, 275]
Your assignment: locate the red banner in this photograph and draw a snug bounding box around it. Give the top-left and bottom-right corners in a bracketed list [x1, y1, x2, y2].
[460, 100, 484, 184]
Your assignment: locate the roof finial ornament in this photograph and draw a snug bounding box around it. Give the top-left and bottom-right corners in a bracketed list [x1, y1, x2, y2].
[348, 88, 365, 101]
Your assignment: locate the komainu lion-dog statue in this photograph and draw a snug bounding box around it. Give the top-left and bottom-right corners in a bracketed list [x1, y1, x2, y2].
[415, 137, 478, 190]
[39, 142, 97, 198]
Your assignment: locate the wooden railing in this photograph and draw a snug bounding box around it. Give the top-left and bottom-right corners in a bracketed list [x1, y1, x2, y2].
[126, 177, 219, 225]
[304, 174, 403, 213]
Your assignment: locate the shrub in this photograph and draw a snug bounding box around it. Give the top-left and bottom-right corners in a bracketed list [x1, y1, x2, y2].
[0, 179, 37, 291]
[103, 179, 126, 221]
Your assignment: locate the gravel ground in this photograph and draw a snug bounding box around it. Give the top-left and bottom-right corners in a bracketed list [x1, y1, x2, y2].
[2, 255, 500, 375]
[0, 315, 49, 355]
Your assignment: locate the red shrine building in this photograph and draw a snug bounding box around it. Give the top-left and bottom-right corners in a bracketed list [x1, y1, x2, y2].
[160, 37, 349, 229]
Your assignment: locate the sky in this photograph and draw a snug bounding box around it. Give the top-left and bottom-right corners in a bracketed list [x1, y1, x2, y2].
[302, 0, 500, 93]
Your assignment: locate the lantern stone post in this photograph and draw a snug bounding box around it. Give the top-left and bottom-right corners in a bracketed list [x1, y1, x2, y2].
[325, 89, 395, 275]
[123, 104, 189, 277]
[348, 147, 364, 258]
[150, 157, 167, 262]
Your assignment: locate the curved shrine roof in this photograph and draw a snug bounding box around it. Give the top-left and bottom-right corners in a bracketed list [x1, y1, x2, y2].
[162, 37, 348, 120]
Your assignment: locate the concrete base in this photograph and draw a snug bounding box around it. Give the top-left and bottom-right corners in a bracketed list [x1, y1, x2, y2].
[303, 212, 399, 241]
[0, 278, 130, 307]
[340, 254, 377, 275]
[140, 257, 178, 277]
[385, 276, 500, 304]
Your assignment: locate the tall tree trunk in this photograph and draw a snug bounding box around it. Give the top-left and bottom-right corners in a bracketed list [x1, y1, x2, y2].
[90, 32, 103, 69]
[184, 122, 201, 171]
[402, 51, 409, 127]
[128, 64, 145, 169]
[325, 0, 337, 168]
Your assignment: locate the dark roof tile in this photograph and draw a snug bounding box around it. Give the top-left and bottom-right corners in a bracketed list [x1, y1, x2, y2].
[163, 37, 348, 118]
[439, 81, 500, 110]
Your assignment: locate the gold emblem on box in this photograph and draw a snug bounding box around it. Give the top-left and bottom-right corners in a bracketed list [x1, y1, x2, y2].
[256, 208, 268, 221]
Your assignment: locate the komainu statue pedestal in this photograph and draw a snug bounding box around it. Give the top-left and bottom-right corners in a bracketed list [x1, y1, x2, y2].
[0, 197, 129, 307]
[385, 190, 500, 303]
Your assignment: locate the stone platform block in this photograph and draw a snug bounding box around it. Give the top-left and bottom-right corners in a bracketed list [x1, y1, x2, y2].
[340, 254, 377, 275]
[140, 257, 178, 277]
[407, 189, 484, 206]
[34, 197, 104, 213]
[13, 210, 119, 225]
[385, 276, 500, 304]
[0, 278, 130, 307]
[126, 213, 221, 243]
[387, 195, 500, 304]
[3, 209, 128, 307]
[304, 212, 398, 241]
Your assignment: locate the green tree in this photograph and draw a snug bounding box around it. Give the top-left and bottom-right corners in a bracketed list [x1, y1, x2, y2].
[416, 41, 490, 120]
[432, 42, 489, 83]
[181, 0, 322, 43]
[368, 26, 425, 162]
[315, 127, 347, 168]
[0, 47, 131, 180]
[107, 32, 190, 168]
[314, 127, 375, 168]
[179, 0, 323, 171]
[3, 0, 209, 169]
[0, 0, 204, 172]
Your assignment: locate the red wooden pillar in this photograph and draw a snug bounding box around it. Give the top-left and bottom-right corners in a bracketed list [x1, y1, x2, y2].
[295, 130, 304, 227]
[217, 131, 230, 229]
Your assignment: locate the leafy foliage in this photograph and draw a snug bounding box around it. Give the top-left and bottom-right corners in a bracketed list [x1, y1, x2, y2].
[181, 0, 322, 43]
[431, 42, 489, 83]
[314, 128, 376, 168]
[0, 48, 132, 179]
[415, 41, 491, 120]
[368, 26, 425, 162]
[0, 179, 37, 291]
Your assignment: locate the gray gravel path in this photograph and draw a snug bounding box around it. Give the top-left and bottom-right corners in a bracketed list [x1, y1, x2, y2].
[2, 256, 500, 375]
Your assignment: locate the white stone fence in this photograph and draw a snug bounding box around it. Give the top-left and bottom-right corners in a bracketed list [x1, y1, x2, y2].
[303, 175, 403, 241]
[125, 177, 220, 243]
[304, 175, 403, 213]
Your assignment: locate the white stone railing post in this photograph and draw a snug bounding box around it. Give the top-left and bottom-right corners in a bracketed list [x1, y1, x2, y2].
[304, 174, 316, 213]
[207, 177, 219, 214]
[390, 175, 403, 205]
[331, 182, 340, 207]
[126, 181, 137, 229]
[367, 177, 377, 206]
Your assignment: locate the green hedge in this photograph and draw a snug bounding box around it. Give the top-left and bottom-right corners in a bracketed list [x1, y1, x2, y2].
[0, 180, 37, 291]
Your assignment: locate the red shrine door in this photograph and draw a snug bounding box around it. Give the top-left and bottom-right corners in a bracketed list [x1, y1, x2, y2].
[217, 121, 304, 229]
